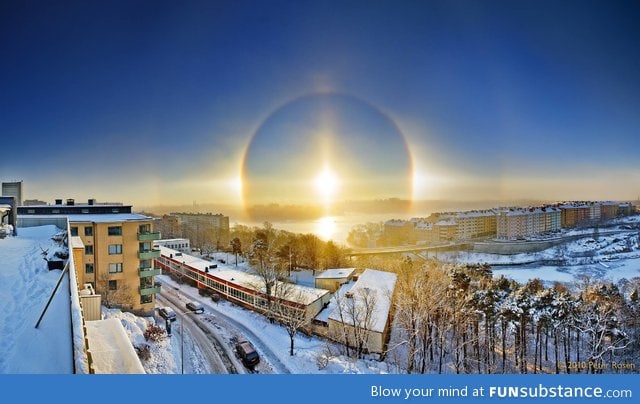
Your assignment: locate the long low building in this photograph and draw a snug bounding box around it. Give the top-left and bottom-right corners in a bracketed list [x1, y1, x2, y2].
[156, 247, 331, 322]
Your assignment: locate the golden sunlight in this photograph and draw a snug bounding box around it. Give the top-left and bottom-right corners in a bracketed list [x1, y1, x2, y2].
[315, 215, 337, 241]
[314, 165, 340, 206]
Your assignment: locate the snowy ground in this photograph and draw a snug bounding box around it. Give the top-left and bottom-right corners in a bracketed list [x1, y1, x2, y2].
[106, 269, 392, 374]
[104, 229, 640, 375]
[0, 225, 73, 373]
[430, 231, 640, 285]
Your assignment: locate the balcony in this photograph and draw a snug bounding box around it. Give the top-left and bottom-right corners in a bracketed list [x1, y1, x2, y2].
[138, 249, 160, 260]
[138, 231, 161, 241]
[139, 267, 162, 278]
[139, 284, 161, 296]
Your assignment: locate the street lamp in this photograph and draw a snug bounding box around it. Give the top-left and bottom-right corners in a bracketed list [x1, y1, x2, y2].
[178, 309, 199, 374]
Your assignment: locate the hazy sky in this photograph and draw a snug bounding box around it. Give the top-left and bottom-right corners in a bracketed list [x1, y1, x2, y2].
[2, 0, 639, 208]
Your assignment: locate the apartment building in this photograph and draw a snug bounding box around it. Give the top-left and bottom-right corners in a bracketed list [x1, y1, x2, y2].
[598, 202, 617, 221]
[496, 207, 561, 240]
[18, 199, 160, 313]
[559, 203, 591, 228]
[170, 212, 230, 249]
[449, 210, 497, 240]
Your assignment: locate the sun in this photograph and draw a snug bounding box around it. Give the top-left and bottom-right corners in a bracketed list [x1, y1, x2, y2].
[315, 165, 340, 206]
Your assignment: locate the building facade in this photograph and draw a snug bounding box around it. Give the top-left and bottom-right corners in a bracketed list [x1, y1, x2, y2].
[156, 247, 331, 322]
[2, 181, 23, 206]
[496, 207, 561, 240]
[170, 212, 230, 250]
[18, 199, 161, 313]
[154, 238, 191, 253]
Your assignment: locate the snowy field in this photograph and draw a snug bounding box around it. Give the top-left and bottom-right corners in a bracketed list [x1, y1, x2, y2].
[0, 225, 73, 373]
[432, 231, 640, 285]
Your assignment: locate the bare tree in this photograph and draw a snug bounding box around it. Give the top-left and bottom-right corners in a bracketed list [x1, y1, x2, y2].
[96, 273, 134, 309]
[330, 285, 379, 359]
[269, 280, 311, 356]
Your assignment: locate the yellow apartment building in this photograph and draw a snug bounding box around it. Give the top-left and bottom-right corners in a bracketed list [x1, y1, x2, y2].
[18, 199, 161, 314]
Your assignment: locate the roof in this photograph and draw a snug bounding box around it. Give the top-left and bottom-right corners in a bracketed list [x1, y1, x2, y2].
[19, 213, 153, 223]
[315, 268, 356, 280]
[0, 225, 74, 373]
[159, 247, 329, 306]
[384, 219, 407, 227]
[327, 269, 397, 333]
[85, 318, 145, 374]
[154, 238, 190, 243]
[435, 219, 457, 226]
[70, 236, 85, 249]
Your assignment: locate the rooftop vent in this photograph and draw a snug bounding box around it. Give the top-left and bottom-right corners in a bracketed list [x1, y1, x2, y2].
[55, 199, 63, 205]
[88, 198, 96, 205]
[66, 198, 75, 206]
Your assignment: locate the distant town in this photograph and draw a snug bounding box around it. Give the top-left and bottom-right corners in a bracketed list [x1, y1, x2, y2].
[351, 201, 638, 249]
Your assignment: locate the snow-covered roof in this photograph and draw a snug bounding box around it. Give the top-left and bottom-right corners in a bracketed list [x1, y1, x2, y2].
[384, 219, 407, 227]
[70, 236, 84, 249]
[0, 225, 74, 373]
[18, 213, 153, 223]
[154, 238, 190, 243]
[454, 210, 496, 218]
[327, 269, 397, 333]
[435, 219, 457, 226]
[85, 318, 145, 374]
[315, 268, 356, 280]
[414, 222, 433, 230]
[159, 247, 329, 306]
[498, 207, 561, 216]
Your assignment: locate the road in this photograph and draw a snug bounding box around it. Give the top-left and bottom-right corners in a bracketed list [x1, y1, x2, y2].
[157, 275, 292, 374]
[157, 293, 241, 374]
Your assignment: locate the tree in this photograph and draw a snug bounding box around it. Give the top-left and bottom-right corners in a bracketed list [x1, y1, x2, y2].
[96, 272, 134, 309]
[251, 230, 269, 270]
[230, 237, 242, 266]
[269, 280, 310, 356]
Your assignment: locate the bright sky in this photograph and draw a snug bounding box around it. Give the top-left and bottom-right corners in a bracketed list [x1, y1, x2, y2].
[2, 1, 639, 207]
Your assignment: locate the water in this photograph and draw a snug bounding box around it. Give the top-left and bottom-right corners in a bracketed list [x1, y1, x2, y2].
[237, 213, 408, 245]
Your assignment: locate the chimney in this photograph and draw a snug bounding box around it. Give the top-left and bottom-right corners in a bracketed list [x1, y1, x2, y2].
[55, 199, 63, 205]
[66, 198, 75, 206]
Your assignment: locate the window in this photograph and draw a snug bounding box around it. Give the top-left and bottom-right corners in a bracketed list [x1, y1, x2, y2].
[140, 259, 152, 269]
[84, 226, 93, 236]
[109, 263, 123, 273]
[108, 226, 122, 236]
[70, 227, 78, 236]
[27, 209, 35, 214]
[108, 244, 123, 255]
[108, 280, 117, 291]
[139, 224, 151, 234]
[141, 295, 153, 304]
[85, 263, 94, 274]
[85, 245, 93, 255]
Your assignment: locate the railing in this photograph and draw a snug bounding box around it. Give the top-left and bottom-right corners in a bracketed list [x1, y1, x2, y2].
[137, 231, 161, 241]
[139, 284, 162, 296]
[138, 249, 160, 259]
[139, 267, 162, 277]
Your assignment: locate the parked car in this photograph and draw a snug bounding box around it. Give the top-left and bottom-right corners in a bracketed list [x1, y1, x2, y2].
[158, 307, 177, 322]
[235, 339, 260, 368]
[186, 301, 205, 314]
